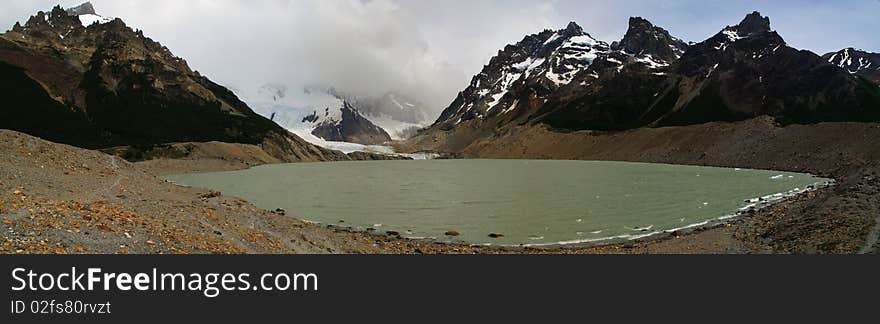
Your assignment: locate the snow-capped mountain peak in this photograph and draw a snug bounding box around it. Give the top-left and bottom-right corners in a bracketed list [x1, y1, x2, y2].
[696, 11, 786, 57]
[434, 17, 687, 128]
[824, 48, 880, 73]
[239, 85, 432, 147]
[822, 48, 880, 84]
[434, 22, 618, 125]
[243, 84, 346, 133]
[421, 11, 880, 152]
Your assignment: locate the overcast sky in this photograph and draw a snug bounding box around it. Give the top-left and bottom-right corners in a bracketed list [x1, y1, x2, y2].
[2, 0, 878, 112]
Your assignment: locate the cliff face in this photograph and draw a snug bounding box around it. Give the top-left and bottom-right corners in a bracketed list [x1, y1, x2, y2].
[0, 5, 342, 161]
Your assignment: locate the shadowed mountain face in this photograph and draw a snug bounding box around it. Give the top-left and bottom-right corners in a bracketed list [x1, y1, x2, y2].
[0, 5, 333, 160]
[653, 12, 880, 126]
[426, 11, 880, 139]
[0, 61, 98, 144]
[611, 17, 688, 62]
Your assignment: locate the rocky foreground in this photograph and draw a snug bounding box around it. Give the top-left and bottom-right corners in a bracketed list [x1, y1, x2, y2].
[0, 129, 428, 254]
[2, 123, 878, 254]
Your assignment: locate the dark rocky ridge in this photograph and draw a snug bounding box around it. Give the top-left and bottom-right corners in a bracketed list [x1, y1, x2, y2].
[611, 17, 688, 61]
[0, 5, 345, 162]
[732, 11, 771, 35]
[653, 12, 880, 126]
[423, 11, 880, 144]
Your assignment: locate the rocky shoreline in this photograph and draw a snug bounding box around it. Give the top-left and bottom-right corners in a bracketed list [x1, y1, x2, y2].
[405, 117, 880, 253]
[2, 122, 878, 254]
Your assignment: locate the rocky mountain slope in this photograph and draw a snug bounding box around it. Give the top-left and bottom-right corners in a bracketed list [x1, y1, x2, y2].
[823, 48, 880, 84]
[0, 4, 342, 162]
[415, 12, 880, 152]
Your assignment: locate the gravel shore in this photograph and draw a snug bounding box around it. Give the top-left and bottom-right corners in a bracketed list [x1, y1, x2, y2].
[2, 126, 878, 254]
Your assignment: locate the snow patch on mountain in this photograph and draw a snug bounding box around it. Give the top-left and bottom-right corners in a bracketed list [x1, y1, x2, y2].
[722, 29, 744, 42]
[77, 14, 113, 27]
[339, 92, 432, 139]
[367, 114, 425, 140]
[238, 85, 347, 141]
[634, 55, 669, 69]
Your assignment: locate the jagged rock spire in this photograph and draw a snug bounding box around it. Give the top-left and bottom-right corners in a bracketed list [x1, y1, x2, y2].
[560, 21, 584, 37]
[615, 16, 688, 61]
[735, 11, 771, 35]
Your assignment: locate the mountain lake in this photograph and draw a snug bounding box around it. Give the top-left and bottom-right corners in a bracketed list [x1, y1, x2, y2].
[164, 160, 832, 246]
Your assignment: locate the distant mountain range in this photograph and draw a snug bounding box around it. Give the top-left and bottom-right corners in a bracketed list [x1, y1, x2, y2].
[421, 11, 880, 149]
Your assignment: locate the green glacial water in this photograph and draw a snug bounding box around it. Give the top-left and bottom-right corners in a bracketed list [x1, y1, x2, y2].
[165, 160, 831, 246]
